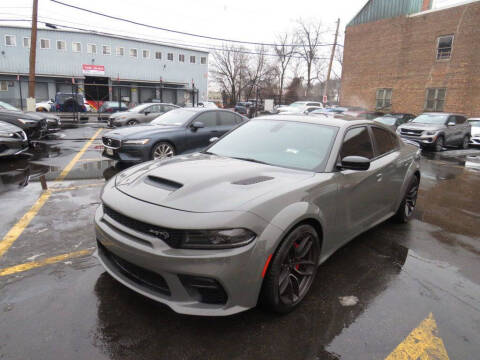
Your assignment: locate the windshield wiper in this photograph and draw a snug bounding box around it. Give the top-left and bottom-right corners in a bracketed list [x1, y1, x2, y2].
[230, 156, 269, 165]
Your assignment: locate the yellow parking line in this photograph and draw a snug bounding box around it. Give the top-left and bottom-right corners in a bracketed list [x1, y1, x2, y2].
[0, 128, 103, 258]
[50, 182, 104, 193]
[76, 158, 102, 162]
[0, 248, 94, 276]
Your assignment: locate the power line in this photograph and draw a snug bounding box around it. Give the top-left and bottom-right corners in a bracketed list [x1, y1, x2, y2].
[0, 19, 336, 60]
[50, 0, 338, 48]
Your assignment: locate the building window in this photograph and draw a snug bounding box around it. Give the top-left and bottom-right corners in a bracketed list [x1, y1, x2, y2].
[155, 51, 162, 60]
[190, 56, 196, 64]
[0, 80, 8, 91]
[425, 88, 446, 111]
[142, 49, 150, 58]
[201, 56, 207, 64]
[23, 37, 30, 48]
[103, 45, 111, 55]
[87, 44, 97, 54]
[167, 53, 173, 61]
[5, 35, 16, 46]
[130, 48, 138, 58]
[56, 40, 66, 51]
[436, 35, 453, 60]
[179, 54, 185, 62]
[40, 39, 50, 49]
[116, 47, 124, 56]
[375, 88, 392, 110]
[72, 42, 81, 52]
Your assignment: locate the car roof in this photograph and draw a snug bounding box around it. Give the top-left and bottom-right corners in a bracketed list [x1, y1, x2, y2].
[255, 114, 372, 129]
[468, 118, 480, 120]
[422, 112, 465, 116]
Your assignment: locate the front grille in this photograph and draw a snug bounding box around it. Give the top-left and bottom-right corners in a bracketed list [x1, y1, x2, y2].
[102, 136, 121, 148]
[40, 119, 48, 129]
[400, 128, 423, 137]
[103, 205, 183, 247]
[97, 240, 171, 296]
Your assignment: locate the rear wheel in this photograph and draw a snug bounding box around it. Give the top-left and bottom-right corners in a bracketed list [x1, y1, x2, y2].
[434, 135, 444, 152]
[260, 224, 320, 313]
[151, 142, 175, 160]
[394, 176, 419, 223]
[461, 135, 470, 149]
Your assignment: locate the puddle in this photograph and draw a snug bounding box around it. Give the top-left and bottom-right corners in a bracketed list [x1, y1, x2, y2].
[0, 159, 57, 194]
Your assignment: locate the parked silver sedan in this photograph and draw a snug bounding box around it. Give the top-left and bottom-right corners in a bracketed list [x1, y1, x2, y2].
[108, 103, 179, 127]
[95, 116, 421, 316]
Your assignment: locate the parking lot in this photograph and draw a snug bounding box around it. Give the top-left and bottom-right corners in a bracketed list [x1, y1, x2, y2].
[0, 122, 479, 360]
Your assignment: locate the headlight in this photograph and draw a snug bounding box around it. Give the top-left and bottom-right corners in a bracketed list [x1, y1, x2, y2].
[181, 228, 256, 249]
[0, 131, 14, 138]
[123, 139, 150, 145]
[396, 128, 401, 134]
[424, 130, 437, 136]
[17, 118, 37, 124]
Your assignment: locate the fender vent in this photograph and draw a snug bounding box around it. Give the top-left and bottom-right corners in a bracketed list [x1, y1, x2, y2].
[144, 176, 183, 191]
[232, 176, 274, 185]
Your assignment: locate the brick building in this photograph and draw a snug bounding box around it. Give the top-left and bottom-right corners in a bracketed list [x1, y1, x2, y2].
[340, 0, 480, 117]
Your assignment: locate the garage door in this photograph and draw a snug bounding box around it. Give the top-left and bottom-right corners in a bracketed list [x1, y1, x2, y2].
[163, 89, 176, 104]
[139, 87, 155, 103]
[56, 83, 73, 93]
[35, 82, 48, 101]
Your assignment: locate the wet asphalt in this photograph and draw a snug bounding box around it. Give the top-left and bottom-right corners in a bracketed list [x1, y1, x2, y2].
[0, 123, 479, 360]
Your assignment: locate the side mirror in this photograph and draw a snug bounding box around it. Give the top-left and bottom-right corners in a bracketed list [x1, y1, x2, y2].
[209, 137, 219, 143]
[339, 156, 371, 171]
[191, 121, 205, 129]
[447, 121, 455, 126]
[144, 111, 150, 115]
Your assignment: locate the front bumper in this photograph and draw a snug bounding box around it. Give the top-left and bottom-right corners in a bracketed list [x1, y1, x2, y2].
[0, 138, 29, 157]
[102, 144, 150, 162]
[94, 187, 277, 316]
[470, 136, 480, 146]
[399, 134, 437, 146]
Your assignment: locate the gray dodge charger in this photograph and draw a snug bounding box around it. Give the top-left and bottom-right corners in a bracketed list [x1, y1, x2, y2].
[95, 115, 421, 316]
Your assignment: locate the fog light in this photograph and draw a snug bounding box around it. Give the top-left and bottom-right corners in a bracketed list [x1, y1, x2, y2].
[179, 275, 228, 305]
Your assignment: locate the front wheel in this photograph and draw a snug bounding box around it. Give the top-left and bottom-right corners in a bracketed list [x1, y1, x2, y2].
[434, 136, 444, 152]
[461, 135, 470, 149]
[151, 142, 175, 160]
[394, 176, 419, 223]
[127, 119, 138, 126]
[260, 224, 320, 313]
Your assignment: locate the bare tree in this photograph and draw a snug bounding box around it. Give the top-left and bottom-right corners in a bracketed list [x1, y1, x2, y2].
[296, 19, 324, 98]
[242, 46, 269, 101]
[274, 33, 296, 105]
[211, 45, 248, 106]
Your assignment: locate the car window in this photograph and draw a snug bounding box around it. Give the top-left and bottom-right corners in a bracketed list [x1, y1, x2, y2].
[455, 116, 466, 124]
[195, 112, 217, 127]
[234, 114, 244, 124]
[372, 127, 398, 156]
[218, 111, 237, 126]
[340, 126, 374, 160]
[150, 105, 162, 113]
[447, 116, 456, 125]
[306, 102, 320, 107]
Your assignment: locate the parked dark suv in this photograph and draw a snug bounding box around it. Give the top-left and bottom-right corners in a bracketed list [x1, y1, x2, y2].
[0, 101, 47, 139]
[53, 92, 87, 112]
[102, 108, 248, 162]
[397, 113, 471, 151]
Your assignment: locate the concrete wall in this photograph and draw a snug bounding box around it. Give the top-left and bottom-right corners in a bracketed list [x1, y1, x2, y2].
[340, 1, 480, 117]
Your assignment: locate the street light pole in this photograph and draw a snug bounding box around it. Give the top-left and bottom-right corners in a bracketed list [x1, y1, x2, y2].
[27, 0, 38, 111]
[323, 18, 340, 106]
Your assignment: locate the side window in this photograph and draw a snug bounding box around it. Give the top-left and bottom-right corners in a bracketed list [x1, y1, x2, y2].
[455, 116, 466, 124]
[234, 114, 244, 124]
[194, 112, 217, 127]
[372, 127, 398, 156]
[340, 127, 374, 160]
[150, 105, 162, 113]
[447, 116, 456, 125]
[218, 111, 237, 126]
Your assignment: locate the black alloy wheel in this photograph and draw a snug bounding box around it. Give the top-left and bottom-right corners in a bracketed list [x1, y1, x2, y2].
[394, 176, 419, 223]
[127, 119, 138, 126]
[261, 224, 320, 313]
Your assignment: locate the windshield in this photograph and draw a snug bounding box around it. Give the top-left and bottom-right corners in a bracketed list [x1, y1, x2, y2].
[151, 108, 193, 126]
[0, 101, 20, 111]
[56, 94, 84, 104]
[411, 114, 448, 124]
[375, 117, 397, 125]
[206, 119, 338, 171]
[468, 120, 480, 127]
[128, 104, 151, 112]
[289, 103, 305, 108]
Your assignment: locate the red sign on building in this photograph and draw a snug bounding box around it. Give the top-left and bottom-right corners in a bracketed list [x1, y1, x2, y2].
[82, 64, 105, 76]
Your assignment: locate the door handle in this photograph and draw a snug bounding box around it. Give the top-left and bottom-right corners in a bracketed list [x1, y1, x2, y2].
[376, 173, 383, 182]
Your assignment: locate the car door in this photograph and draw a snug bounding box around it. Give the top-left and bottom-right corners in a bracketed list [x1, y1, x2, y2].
[144, 104, 162, 122]
[217, 111, 241, 136]
[444, 115, 458, 145]
[336, 126, 386, 239]
[455, 115, 469, 145]
[186, 111, 219, 152]
[370, 126, 405, 215]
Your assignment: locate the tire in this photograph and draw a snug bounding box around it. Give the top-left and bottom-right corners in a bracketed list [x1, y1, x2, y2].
[260, 224, 320, 313]
[151, 142, 175, 160]
[461, 135, 470, 149]
[434, 135, 444, 152]
[127, 119, 138, 126]
[394, 175, 419, 223]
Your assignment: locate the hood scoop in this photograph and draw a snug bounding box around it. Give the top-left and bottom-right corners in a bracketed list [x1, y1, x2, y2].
[232, 176, 274, 185]
[144, 175, 183, 191]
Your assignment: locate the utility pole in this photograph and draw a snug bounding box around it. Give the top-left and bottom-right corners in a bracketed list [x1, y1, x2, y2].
[27, 0, 38, 111]
[323, 18, 340, 106]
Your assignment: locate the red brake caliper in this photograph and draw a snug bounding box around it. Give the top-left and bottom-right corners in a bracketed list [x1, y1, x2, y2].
[293, 242, 300, 270]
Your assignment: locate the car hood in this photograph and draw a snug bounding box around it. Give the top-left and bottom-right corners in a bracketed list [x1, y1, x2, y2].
[114, 153, 314, 212]
[105, 124, 182, 139]
[0, 110, 42, 120]
[398, 123, 445, 131]
[25, 112, 59, 121]
[0, 120, 23, 132]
